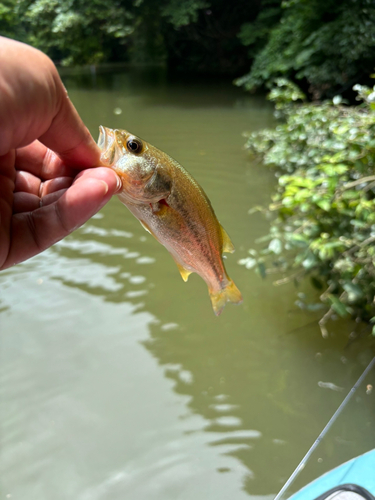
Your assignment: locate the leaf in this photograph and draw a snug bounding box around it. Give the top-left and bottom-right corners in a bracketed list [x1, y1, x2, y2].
[350, 220, 367, 228]
[257, 262, 266, 279]
[306, 302, 325, 311]
[303, 254, 318, 269]
[248, 206, 264, 215]
[268, 238, 282, 254]
[317, 199, 331, 211]
[342, 190, 360, 200]
[238, 257, 257, 269]
[342, 282, 364, 302]
[333, 95, 342, 105]
[327, 294, 348, 317]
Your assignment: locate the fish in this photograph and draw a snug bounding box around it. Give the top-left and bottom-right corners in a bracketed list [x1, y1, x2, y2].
[98, 126, 243, 315]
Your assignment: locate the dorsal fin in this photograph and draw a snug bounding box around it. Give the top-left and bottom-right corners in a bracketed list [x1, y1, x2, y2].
[220, 224, 235, 253]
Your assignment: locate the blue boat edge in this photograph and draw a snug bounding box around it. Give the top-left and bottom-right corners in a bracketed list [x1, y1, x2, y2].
[288, 449, 375, 500]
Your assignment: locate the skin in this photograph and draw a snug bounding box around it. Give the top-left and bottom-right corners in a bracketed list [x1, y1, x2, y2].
[0, 37, 122, 270]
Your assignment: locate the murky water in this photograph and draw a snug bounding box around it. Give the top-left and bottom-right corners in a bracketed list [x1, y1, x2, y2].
[1, 68, 374, 500]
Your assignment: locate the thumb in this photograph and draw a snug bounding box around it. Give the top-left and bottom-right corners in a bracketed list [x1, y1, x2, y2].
[2, 168, 121, 270]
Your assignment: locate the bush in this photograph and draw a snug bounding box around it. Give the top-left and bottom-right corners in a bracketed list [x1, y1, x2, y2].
[240, 79, 375, 336]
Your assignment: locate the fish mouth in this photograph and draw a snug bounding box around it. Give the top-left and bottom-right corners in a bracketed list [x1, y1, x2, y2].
[98, 126, 118, 166]
[98, 125, 108, 151]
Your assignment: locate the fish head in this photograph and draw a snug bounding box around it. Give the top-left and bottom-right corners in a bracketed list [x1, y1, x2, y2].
[98, 126, 171, 204]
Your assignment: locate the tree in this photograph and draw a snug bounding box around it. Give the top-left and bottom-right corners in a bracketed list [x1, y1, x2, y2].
[1, 0, 261, 74]
[236, 0, 375, 99]
[10, 0, 135, 65]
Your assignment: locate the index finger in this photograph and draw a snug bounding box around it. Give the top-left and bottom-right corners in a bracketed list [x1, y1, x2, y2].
[15, 141, 77, 179]
[38, 74, 101, 169]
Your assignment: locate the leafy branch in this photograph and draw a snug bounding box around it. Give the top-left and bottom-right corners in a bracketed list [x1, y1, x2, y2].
[239, 79, 375, 337]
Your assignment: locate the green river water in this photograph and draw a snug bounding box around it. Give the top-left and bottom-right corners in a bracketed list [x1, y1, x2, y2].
[1, 67, 374, 500]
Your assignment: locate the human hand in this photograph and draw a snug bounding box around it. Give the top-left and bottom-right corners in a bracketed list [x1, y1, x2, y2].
[0, 37, 121, 270]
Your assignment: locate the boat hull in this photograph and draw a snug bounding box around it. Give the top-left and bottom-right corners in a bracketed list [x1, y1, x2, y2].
[288, 449, 375, 500]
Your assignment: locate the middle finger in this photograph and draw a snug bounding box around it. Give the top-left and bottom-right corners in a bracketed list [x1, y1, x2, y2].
[15, 171, 41, 195]
[15, 140, 77, 179]
[15, 171, 73, 196]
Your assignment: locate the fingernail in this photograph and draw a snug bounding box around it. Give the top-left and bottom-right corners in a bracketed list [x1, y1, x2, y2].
[100, 180, 109, 195]
[115, 176, 123, 193]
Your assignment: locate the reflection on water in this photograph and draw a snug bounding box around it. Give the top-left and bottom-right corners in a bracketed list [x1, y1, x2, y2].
[1, 68, 374, 500]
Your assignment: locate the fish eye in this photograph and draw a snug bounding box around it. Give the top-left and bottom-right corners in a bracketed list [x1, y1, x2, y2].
[126, 138, 143, 154]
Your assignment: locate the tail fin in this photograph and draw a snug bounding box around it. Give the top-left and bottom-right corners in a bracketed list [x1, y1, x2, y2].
[209, 280, 243, 316]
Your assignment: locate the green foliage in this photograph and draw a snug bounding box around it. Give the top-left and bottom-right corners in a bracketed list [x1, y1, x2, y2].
[236, 0, 375, 98]
[0, 0, 26, 39]
[161, 0, 209, 26]
[237, 0, 282, 58]
[13, 0, 135, 65]
[160, 0, 261, 75]
[1, 0, 255, 72]
[239, 80, 375, 334]
[3, 0, 374, 89]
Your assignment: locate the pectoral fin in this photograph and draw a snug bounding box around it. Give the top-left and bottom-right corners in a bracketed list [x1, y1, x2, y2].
[220, 225, 235, 253]
[140, 220, 152, 235]
[139, 219, 166, 249]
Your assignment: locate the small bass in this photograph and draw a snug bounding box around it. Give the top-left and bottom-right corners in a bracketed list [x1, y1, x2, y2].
[98, 126, 242, 315]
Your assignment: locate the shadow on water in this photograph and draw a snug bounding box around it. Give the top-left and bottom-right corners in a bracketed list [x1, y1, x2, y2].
[60, 64, 270, 111]
[1, 67, 374, 500]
